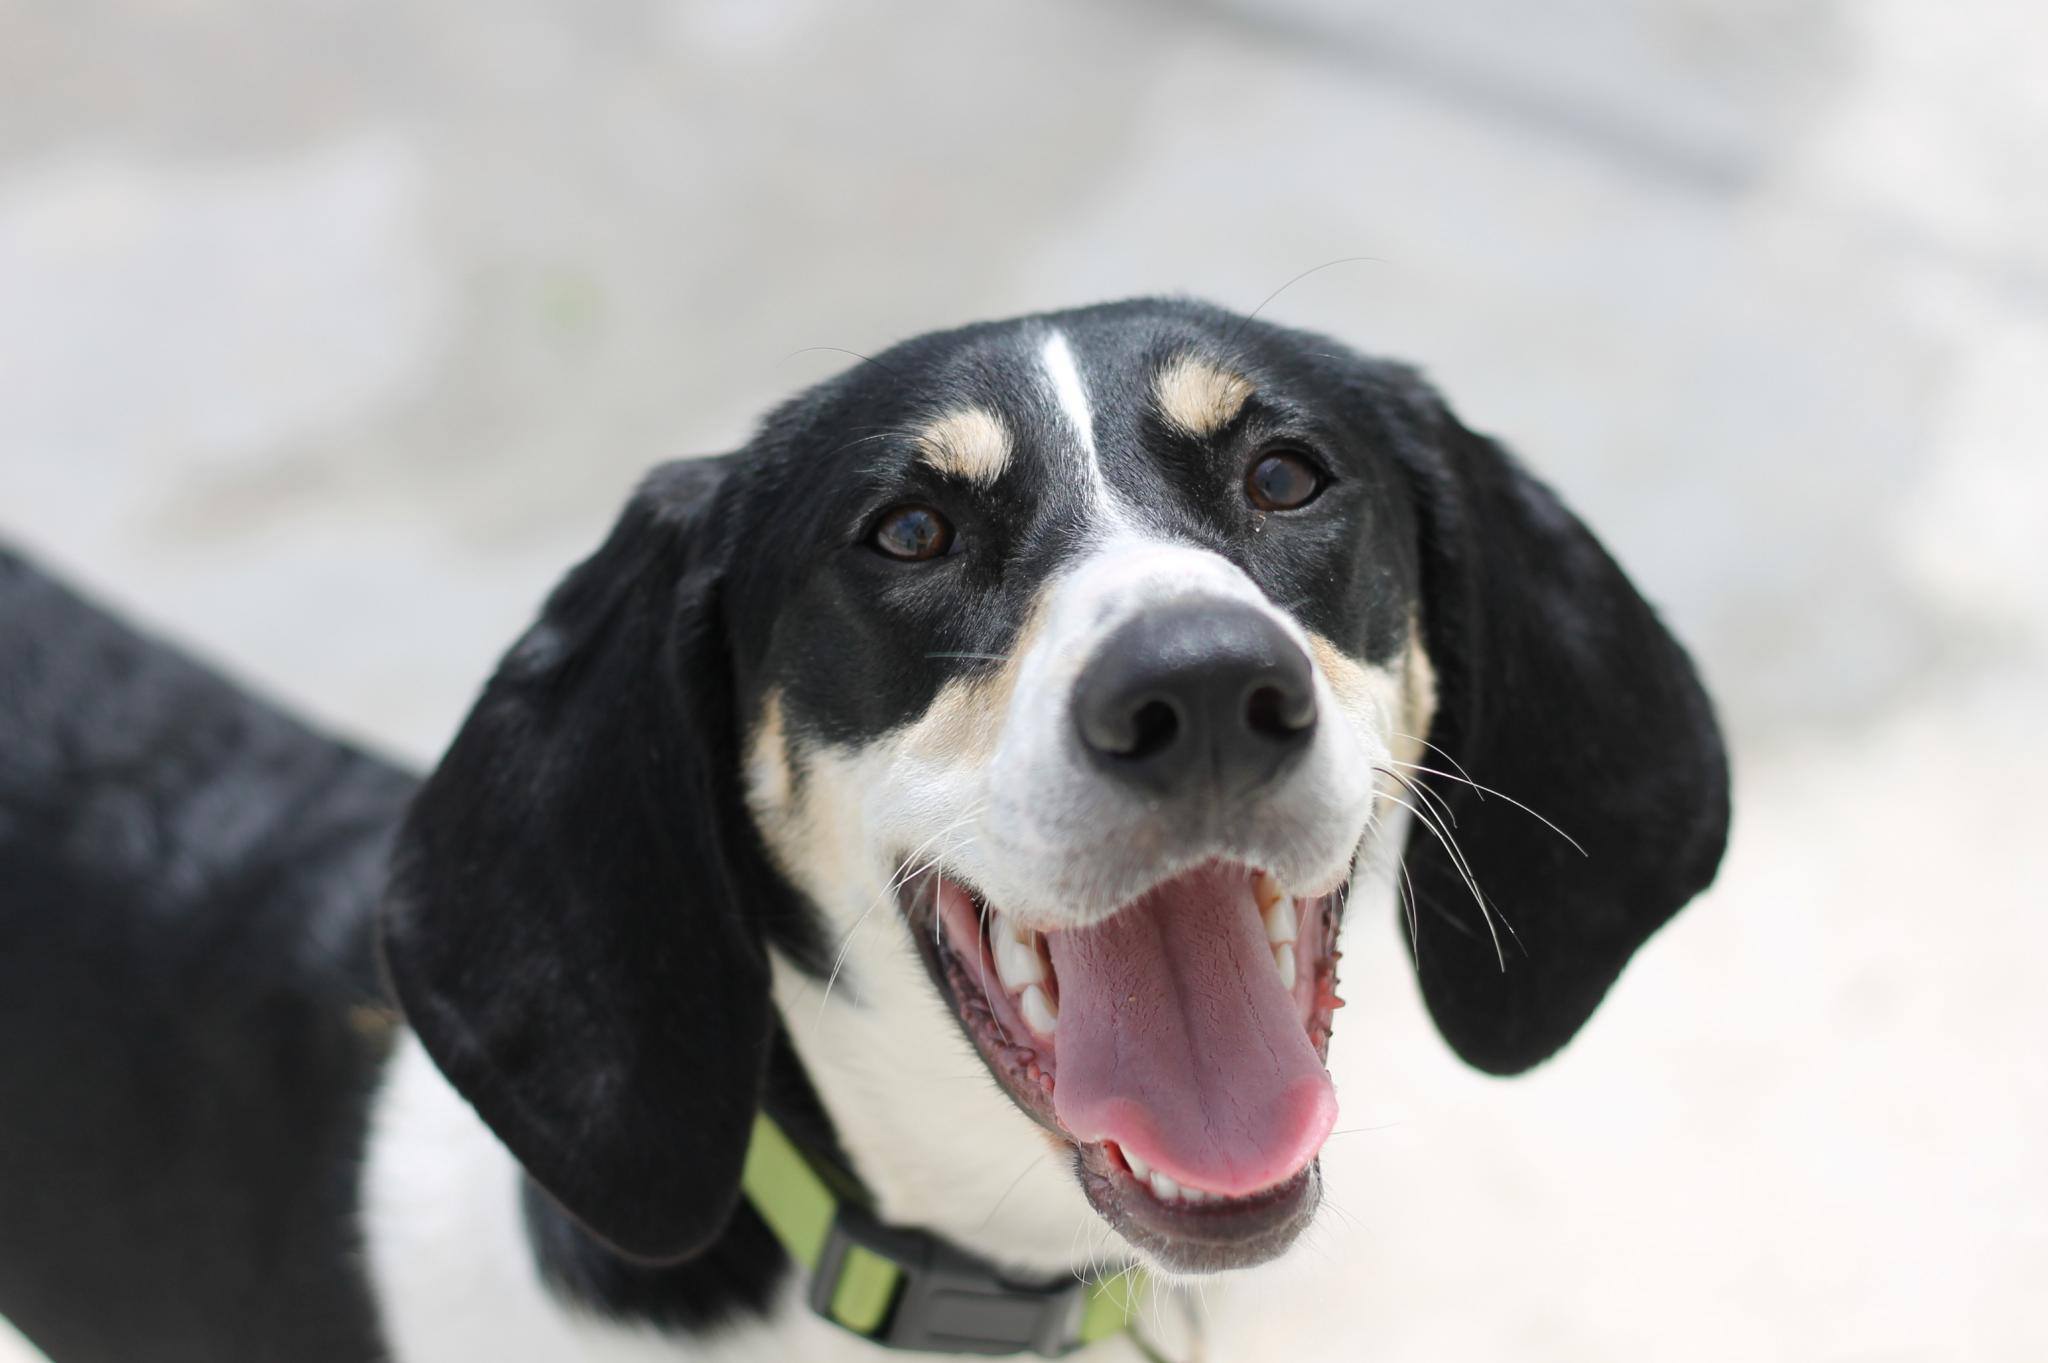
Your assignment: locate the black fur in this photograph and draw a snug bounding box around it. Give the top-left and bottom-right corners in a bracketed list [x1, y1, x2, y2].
[0, 546, 824, 1358]
[1, 297, 1728, 1358]
[1388, 404, 1730, 1073]
[0, 550, 407, 1361]
[520, 1028, 842, 1334]
[379, 456, 826, 1265]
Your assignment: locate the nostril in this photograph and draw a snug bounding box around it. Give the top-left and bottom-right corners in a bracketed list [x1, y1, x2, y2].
[1245, 683, 1315, 740]
[1126, 699, 1180, 760]
[1072, 604, 1318, 792]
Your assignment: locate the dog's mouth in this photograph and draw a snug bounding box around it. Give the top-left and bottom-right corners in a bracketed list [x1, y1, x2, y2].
[902, 859, 1347, 1273]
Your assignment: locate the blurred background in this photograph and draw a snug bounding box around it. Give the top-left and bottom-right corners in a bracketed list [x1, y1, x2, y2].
[3, 1, 2043, 1358]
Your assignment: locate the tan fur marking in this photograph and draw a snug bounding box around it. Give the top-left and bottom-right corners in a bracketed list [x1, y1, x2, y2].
[1307, 628, 1429, 810]
[1154, 354, 1255, 437]
[1307, 633, 1390, 727]
[347, 1003, 399, 1040]
[1399, 623, 1438, 768]
[916, 407, 1012, 484]
[743, 688, 844, 906]
[743, 688, 796, 830]
[741, 596, 1053, 899]
[897, 597, 1050, 768]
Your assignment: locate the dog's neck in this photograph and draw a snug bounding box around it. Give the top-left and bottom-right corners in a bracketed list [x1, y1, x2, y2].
[362, 1013, 1117, 1361]
[766, 932, 1115, 1280]
[365, 1032, 879, 1361]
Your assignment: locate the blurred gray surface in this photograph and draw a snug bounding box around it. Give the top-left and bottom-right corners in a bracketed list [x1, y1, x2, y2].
[3, 1, 2043, 1359]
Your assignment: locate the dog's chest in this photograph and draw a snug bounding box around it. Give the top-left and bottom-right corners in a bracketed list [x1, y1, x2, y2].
[361, 1036, 1174, 1363]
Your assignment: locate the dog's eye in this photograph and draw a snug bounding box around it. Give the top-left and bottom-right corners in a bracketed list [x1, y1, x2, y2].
[1246, 448, 1325, 512]
[869, 505, 955, 560]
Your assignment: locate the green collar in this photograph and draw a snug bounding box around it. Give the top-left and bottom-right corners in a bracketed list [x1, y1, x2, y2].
[741, 1113, 1150, 1356]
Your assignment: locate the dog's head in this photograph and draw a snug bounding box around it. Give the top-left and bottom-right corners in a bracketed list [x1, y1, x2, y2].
[380, 299, 1728, 1279]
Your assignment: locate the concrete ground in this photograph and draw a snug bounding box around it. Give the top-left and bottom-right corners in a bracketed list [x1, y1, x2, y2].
[3, 0, 2043, 1358]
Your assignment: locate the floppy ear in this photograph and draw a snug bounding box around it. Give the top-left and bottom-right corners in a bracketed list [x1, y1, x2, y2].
[1392, 399, 1731, 1075]
[379, 457, 774, 1263]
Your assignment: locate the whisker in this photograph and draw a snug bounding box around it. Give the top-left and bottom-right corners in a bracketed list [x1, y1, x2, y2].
[1380, 791, 1506, 971]
[1396, 852, 1421, 960]
[976, 892, 1011, 1048]
[1392, 732, 1481, 794]
[1377, 765, 1458, 831]
[975, 1152, 1049, 1231]
[1103, 1259, 1142, 1323]
[1227, 256, 1385, 344]
[1388, 758, 1586, 857]
[781, 344, 907, 381]
[818, 805, 984, 1020]
[1382, 789, 1487, 930]
[1361, 803, 1424, 959]
[908, 816, 988, 955]
[815, 901, 881, 1022]
[820, 430, 916, 461]
[1423, 894, 1480, 940]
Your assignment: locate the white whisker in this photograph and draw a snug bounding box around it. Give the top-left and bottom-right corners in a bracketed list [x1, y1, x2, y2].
[1387, 755, 1586, 857]
[817, 803, 984, 1021]
[1390, 764, 1459, 829]
[1380, 791, 1507, 971]
[975, 1152, 1048, 1231]
[976, 891, 1011, 1048]
[1393, 732, 1481, 794]
[1376, 768, 1526, 957]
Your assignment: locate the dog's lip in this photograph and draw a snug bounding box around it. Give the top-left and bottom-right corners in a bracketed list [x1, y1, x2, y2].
[1078, 1145, 1321, 1272]
[897, 858, 1347, 1270]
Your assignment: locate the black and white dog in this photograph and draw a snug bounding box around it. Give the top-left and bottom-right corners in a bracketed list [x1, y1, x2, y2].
[0, 299, 1729, 1362]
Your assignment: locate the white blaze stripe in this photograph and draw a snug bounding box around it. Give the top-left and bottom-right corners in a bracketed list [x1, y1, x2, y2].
[1039, 329, 1119, 511]
[1040, 330, 1096, 457]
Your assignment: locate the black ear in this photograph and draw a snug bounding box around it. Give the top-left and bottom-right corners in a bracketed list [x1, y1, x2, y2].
[379, 457, 772, 1263]
[1393, 400, 1731, 1075]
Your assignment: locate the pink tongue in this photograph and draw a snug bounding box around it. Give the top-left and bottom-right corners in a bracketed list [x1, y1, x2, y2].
[1046, 864, 1337, 1196]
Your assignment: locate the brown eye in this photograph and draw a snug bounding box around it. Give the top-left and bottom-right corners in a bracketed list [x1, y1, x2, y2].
[869, 504, 955, 560]
[1246, 448, 1325, 511]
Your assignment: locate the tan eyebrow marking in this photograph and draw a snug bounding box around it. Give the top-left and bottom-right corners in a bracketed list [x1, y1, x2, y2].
[1154, 353, 1255, 437]
[915, 406, 1013, 484]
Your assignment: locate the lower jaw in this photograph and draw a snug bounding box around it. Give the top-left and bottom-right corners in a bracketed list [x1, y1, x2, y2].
[1077, 1144, 1323, 1273]
[900, 871, 1347, 1274]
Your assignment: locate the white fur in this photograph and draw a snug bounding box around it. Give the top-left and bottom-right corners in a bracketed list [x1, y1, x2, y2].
[361, 420, 1415, 1355]
[752, 534, 1407, 1282]
[972, 536, 1391, 924]
[363, 802, 1413, 1360]
[362, 1034, 865, 1362]
[770, 844, 1108, 1277]
[362, 1033, 1166, 1360]
[1038, 329, 1120, 515]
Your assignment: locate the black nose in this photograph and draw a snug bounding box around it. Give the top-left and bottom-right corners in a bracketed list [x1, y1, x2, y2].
[1073, 601, 1318, 797]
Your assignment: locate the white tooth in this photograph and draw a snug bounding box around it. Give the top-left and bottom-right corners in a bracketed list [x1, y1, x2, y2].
[1263, 898, 1298, 944]
[1273, 943, 1297, 990]
[1149, 1170, 1181, 1202]
[993, 928, 1045, 990]
[1020, 984, 1058, 1036]
[1253, 870, 1284, 914]
[1184, 1188, 1210, 1204]
[1124, 1149, 1152, 1181]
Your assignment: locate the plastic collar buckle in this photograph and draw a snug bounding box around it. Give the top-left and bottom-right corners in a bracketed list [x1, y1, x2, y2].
[810, 1201, 1090, 1356]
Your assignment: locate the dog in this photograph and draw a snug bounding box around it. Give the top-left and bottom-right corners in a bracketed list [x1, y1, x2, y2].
[0, 298, 1729, 1362]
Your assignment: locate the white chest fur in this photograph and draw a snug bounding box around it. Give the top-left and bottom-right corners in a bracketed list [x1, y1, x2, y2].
[359, 1035, 1160, 1363]
[361, 1035, 827, 1362]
